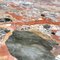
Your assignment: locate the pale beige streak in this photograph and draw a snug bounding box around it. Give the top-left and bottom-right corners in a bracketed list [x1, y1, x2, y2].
[0, 24, 13, 44]
[29, 29, 52, 41]
[2, 31, 13, 43]
[29, 28, 60, 44]
[0, 56, 7, 60]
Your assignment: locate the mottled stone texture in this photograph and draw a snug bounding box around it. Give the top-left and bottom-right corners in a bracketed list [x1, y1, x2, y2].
[6, 31, 55, 60]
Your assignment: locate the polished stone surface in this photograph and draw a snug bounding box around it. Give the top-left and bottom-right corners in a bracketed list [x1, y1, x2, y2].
[6, 31, 55, 60]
